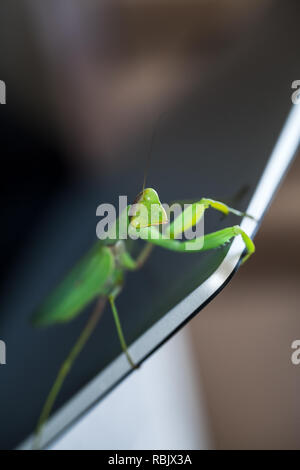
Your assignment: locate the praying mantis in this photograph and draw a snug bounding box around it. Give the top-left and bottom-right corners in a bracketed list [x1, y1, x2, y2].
[32, 186, 255, 449]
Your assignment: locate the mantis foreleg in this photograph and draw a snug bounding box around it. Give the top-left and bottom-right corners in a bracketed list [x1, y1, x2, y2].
[134, 195, 255, 264]
[167, 197, 254, 239]
[137, 225, 254, 263]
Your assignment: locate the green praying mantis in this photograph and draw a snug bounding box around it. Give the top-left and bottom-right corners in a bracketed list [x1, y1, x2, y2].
[32, 185, 255, 449]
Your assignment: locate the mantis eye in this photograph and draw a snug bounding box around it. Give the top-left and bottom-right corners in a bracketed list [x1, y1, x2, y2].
[129, 188, 168, 228]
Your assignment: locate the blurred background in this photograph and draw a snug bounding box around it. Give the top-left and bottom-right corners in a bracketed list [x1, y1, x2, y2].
[0, 0, 299, 450]
[0, 0, 271, 161]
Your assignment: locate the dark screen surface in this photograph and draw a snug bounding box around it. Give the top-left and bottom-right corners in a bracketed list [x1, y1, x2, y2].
[0, 1, 299, 450]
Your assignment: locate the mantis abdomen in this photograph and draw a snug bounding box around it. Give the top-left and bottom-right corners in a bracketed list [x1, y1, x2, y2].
[31, 245, 115, 327]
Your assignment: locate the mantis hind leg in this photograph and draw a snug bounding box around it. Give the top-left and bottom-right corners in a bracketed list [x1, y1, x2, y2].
[108, 291, 138, 370]
[33, 296, 107, 449]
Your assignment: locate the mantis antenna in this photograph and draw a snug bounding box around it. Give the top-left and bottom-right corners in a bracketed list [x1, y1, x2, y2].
[142, 112, 168, 192]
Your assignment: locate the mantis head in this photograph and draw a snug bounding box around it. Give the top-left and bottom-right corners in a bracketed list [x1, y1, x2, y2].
[129, 188, 168, 229]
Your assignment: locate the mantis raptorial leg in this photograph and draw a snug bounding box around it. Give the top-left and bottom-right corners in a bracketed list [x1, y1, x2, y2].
[133, 195, 255, 264]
